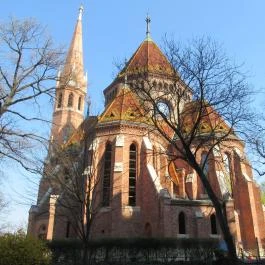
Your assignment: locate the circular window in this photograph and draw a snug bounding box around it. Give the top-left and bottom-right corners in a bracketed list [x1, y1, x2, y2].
[156, 101, 170, 117]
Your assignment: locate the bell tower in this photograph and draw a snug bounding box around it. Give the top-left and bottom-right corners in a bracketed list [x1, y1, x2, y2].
[51, 5, 87, 145]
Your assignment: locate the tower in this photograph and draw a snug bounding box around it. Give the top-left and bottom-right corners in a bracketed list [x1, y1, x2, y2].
[27, 6, 87, 239]
[51, 5, 87, 146]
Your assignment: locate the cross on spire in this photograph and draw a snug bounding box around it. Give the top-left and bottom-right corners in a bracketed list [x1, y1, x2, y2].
[145, 14, 151, 39]
[78, 5, 84, 21]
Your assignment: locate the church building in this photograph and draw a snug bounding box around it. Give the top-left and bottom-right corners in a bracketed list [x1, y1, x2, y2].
[28, 6, 265, 254]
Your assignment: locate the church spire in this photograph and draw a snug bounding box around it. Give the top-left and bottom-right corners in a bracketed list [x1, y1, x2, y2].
[60, 5, 86, 90]
[51, 5, 87, 145]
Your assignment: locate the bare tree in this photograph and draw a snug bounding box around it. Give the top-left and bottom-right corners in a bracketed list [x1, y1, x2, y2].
[0, 17, 64, 171]
[0, 192, 7, 213]
[42, 117, 105, 265]
[0, 191, 8, 233]
[247, 122, 265, 176]
[127, 37, 254, 262]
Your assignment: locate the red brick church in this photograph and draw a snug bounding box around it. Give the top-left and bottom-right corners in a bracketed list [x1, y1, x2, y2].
[28, 6, 265, 254]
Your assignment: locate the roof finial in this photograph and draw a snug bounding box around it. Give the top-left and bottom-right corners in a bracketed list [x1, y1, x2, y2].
[145, 14, 151, 40]
[124, 58, 128, 88]
[86, 95, 91, 117]
[78, 5, 84, 21]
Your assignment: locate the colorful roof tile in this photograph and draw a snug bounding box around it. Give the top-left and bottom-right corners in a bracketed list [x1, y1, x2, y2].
[180, 101, 231, 135]
[118, 39, 176, 78]
[99, 87, 148, 124]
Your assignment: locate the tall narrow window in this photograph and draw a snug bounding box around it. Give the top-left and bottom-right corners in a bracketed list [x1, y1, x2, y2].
[201, 152, 209, 175]
[153, 146, 157, 172]
[129, 143, 137, 206]
[223, 153, 233, 197]
[210, 214, 218, 234]
[66, 221, 71, 238]
[78, 96, 82, 110]
[144, 223, 152, 237]
[223, 153, 231, 176]
[68, 93, 74, 107]
[57, 93, 63, 108]
[200, 152, 209, 194]
[38, 224, 47, 240]
[62, 125, 72, 143]
[179, 212, 186, 234]
[102, 143, 112, 206]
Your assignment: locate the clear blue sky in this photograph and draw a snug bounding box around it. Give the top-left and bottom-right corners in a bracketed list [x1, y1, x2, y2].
[1, 0, 265, 229]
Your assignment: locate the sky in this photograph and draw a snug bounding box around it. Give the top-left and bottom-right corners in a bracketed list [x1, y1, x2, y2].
[0, 0, 265, 230]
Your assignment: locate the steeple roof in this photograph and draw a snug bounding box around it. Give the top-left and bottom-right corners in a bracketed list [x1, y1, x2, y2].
[59, 6, 86, 89]
[118, 38, 176, 78]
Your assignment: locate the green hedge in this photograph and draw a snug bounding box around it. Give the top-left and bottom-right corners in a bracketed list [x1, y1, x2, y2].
[0, 231, 51, 265]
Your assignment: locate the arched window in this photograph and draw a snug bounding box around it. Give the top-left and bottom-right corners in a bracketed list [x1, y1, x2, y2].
[200, 152, 209, 175]
[68, 93, 74, 108]
[38, 224, 47, 240]
[153, 146, 157, 172]
[210, 214, 218, 234]
[223, 152, 233, 197]
[102, 143, 112, 206]
[78, 96, 82, 110]
[66, 221, 71, 238]
[62, 125, 72, 143]
[178, 212, 186, 234]
[156, 101, 170, 117]
[200, 152, 209, 194]
[57, 93, 63, 108]
[223, 153, 231, 176]
[129, 143, 137, 206]
[144, 222, 152, 237]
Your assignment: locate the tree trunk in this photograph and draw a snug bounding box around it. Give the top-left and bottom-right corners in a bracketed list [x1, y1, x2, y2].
[188, 152, 238, 263]
[215, 199, 238, 262]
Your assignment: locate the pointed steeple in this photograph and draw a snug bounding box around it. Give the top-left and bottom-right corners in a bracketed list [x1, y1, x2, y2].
[51, 5, 88, 146]
[60, 5, 87, 91]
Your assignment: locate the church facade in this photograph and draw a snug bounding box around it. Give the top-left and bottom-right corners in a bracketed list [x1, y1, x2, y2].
[28, 7, 265, 253]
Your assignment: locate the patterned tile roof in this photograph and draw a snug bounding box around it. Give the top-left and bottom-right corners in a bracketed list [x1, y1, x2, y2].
[180, 101, 231, 135]
[118, 39, 176, 78]
[99, 87, 148, 124]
